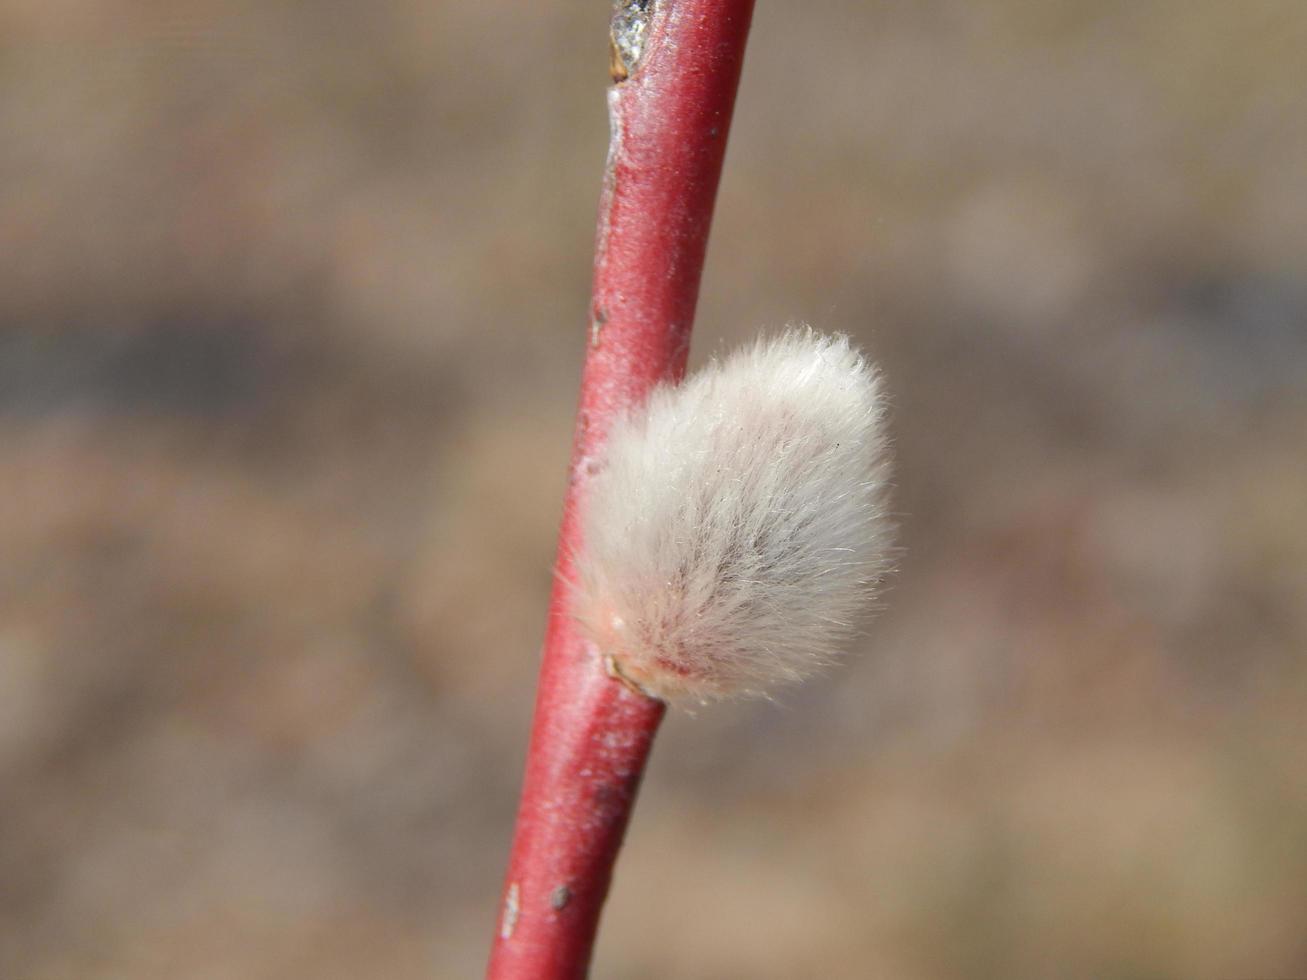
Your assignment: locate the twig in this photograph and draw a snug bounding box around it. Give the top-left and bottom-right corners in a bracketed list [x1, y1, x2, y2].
[486, 2, 756, 977]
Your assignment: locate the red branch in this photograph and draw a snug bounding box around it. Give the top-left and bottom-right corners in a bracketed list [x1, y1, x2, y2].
[486, 2, 756, 977]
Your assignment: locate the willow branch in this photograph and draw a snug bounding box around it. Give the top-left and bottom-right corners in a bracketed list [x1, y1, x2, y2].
[486, 2, 756, 977]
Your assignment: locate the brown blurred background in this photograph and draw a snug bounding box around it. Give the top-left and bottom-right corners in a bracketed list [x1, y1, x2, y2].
[2, 1, 1306, 977]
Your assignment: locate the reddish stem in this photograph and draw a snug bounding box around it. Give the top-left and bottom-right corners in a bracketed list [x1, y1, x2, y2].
[486, 2, 755, 977]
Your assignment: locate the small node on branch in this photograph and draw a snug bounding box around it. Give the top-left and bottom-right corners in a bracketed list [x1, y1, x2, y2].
[610, 0, 655, 82]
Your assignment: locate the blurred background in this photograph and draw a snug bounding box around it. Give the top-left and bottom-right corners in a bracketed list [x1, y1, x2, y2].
[2, 1, 1305, 977]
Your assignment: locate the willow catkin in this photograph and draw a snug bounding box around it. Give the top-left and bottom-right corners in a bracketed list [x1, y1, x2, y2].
[575, 328, 894, 702]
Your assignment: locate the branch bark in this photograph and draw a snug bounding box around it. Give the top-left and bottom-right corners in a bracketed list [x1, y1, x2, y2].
[486, 2, 756, 977]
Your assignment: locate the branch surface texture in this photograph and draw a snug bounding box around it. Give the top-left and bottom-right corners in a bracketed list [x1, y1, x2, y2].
[486, 2, 756, 977]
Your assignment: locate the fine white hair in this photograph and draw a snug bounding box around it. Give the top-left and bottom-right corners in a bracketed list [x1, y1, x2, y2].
[574, 328, 893, 702]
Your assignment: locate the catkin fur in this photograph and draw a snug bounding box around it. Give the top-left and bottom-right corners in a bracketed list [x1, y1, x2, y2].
[575, 328, 893, 702]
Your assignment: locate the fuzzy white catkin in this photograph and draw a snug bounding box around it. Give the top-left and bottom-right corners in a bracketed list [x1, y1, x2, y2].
[575, 328, 893, 702]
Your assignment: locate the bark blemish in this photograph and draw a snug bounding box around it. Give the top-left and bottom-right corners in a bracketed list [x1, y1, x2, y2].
[500, 883, 521, 940]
